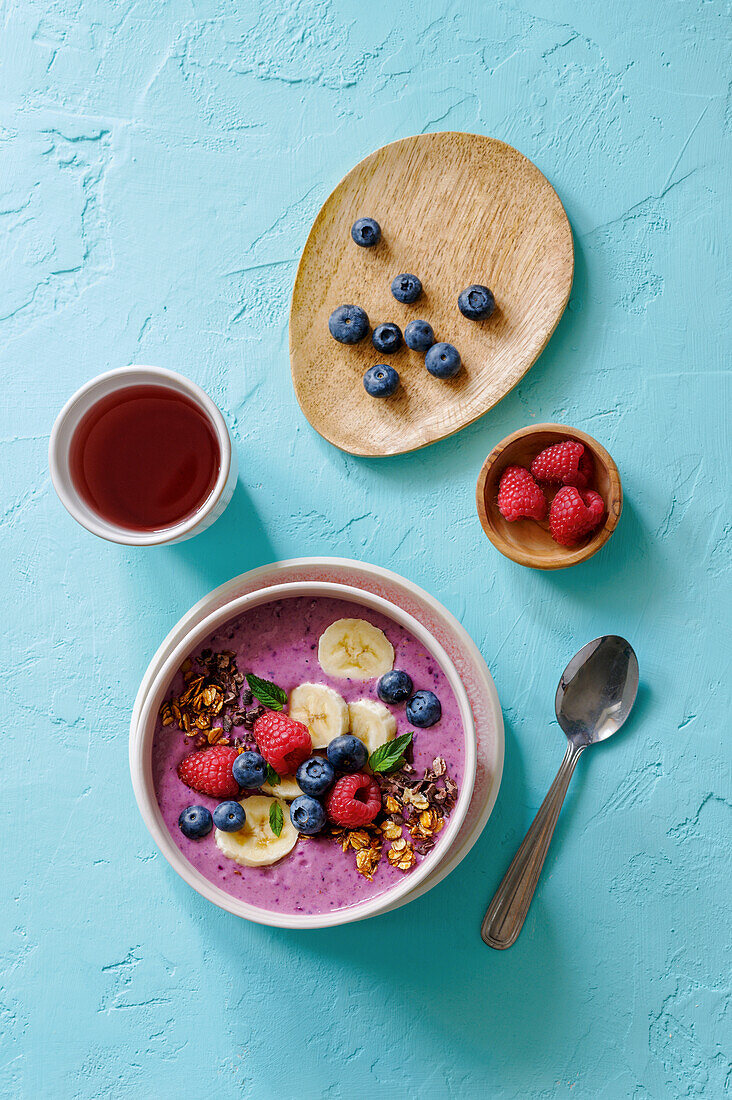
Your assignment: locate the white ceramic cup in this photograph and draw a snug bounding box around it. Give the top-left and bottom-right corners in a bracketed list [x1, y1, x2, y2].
[130, 581, 477, 928]
[49, 365, 237, 545]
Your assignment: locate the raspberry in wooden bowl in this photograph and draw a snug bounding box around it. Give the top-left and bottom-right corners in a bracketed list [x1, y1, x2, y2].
[476, 424, 622, 569]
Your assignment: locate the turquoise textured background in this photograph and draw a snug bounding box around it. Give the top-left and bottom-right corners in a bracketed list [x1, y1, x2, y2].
[2, 2, 730, 1096]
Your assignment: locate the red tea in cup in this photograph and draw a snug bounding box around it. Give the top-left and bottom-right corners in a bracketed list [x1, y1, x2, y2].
[68, 384, 220, 532]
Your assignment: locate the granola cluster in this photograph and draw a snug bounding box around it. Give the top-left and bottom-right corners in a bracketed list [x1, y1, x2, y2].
[159, 648, 262, 747]
[328, 756, 459, 880]
[329, 827, 383, 880]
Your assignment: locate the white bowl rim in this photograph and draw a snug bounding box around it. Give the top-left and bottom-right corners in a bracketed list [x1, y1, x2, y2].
[48, 364, 233, 546]
[131, 580, 478, 928]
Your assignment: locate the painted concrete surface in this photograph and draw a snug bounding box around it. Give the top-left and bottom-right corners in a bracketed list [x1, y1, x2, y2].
[2, 1, 730, 1096]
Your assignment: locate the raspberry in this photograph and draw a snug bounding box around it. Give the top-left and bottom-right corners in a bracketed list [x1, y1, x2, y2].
[497, 465, 547, 522]
[531, 440, 593, 488]
[549, 487, 606, 546]
[177, 746, 240, 798]
[254, 711, 312, 776]
[325, 773, 382, 827]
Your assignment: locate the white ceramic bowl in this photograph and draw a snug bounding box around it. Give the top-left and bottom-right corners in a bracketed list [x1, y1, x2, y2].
[129, 557, 504, 918]
[49, 365, 237, 545]
[130, 581, 478, 928]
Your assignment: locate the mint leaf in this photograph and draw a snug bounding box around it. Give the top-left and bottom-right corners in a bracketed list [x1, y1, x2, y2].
[265, 764, 281, 787]
[369, 732, 414, 775]
[246, 673, 287, 711]
[269, 801, 284, 837]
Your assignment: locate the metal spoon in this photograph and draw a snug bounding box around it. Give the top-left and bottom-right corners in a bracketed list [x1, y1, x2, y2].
[481, 635, 639, 949]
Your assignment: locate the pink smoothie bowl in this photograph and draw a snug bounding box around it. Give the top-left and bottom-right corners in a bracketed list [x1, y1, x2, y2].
[130, 581, 478, 928]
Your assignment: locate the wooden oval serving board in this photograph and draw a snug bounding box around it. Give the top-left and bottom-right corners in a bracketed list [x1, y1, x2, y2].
[290, 132, 573, 457]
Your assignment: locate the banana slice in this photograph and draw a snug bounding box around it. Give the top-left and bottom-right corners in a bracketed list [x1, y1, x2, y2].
[261, 775, 303, 800]
[215, 796, 297, 867]
[348, 698, 397, 754]
[289, 682, 349, 748]
[318, 619, 394, 681]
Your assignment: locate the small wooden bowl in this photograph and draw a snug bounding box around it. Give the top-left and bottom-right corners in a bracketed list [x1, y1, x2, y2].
[476, 424, 622, 569]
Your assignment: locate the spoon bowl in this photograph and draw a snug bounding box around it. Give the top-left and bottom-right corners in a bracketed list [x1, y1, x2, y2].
[556, 635, 639, 747]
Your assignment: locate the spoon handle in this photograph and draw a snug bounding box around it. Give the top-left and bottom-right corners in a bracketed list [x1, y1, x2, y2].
[481, 740, 584, 949]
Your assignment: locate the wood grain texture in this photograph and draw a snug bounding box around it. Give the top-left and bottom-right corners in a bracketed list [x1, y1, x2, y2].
[290, 132, 573, 456]
[476, 423, 623, 570]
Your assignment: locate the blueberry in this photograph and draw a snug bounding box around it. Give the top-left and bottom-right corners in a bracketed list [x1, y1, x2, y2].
[178, 805, 213, 839]
[458, 284, 495, 320]
[406, 690, 442, 727]
[363, 364, 399, 398]
[213, 800, 246, 832]
[329, 304, 369, 344]
[327, 734, 368, 772]
[351, 217, 381, 247]
[232, 750, 267, 789]
[290, 794, 327, 835]
[371, 322, 402, 354]
[404, 319, 435, 352]
[391, 273, 422, 304]
[425, 342, 461, 379]
[377, 669, 414, 704]
[296, 756, 335, 797]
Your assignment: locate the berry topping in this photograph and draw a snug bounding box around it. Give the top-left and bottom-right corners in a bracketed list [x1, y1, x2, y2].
[458, 284, 496, 320]
[496, 465, 547, 522]
[328, 304, 369, 344]
[391, 273, 422, 303]
[213, 800, 246, 832]
[326, 734, 368, 773]
[404, 319, 435, 351]
[232, 750, 268, 790]
[425, 342, 461, 379]
[371, 322, 402, 354]
[377, 669, 414, 704]
[177, 746, 241, 798]
[254, 711, 312, 776]
[549, 487, 606, 546]
[351, 217, 381, 247]
[531, 440, 593, 488]
[406, 689, 442, 728]
[363, 364, 399, 398]
[325, 773, 382, 827]
[296, 756, 335, 797]
[290, 794, 327, 835]
[178, 805, 213, 839]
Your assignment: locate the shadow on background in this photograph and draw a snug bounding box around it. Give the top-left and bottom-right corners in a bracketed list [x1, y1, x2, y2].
[162, 478, 277, 592]
[536, 496, 656, 605]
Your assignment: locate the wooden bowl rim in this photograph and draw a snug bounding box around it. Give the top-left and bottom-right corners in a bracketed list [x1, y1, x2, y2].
[476, 423, 623, 570]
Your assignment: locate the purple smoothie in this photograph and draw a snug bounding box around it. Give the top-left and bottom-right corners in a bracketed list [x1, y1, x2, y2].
[152, 596, 466, 915]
